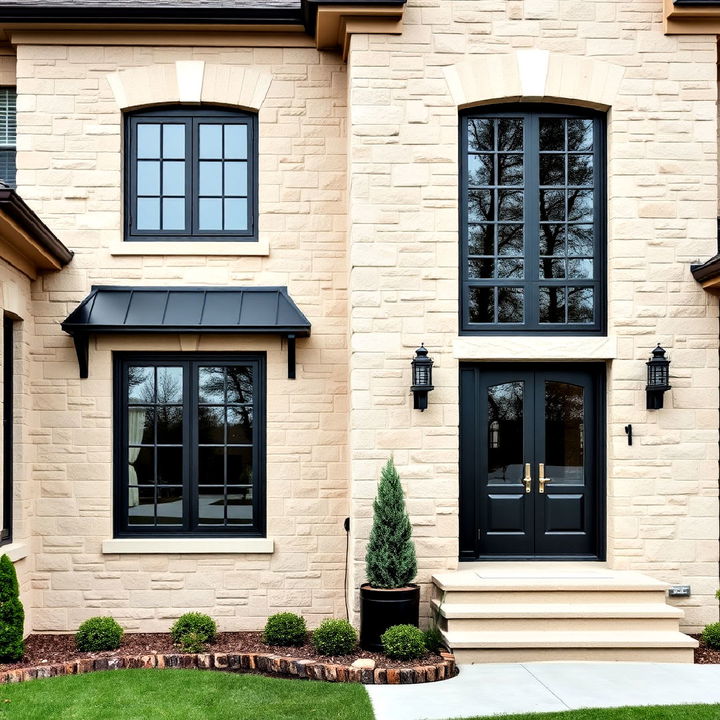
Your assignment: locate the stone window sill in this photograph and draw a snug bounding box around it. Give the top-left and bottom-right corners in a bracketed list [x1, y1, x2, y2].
[102, 538, 274, 555]
[110, 240, 270, 257]
[0, 542, 29, 563]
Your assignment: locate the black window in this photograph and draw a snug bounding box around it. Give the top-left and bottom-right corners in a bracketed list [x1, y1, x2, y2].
[0, 88, 16, 188]
[2, 317, 13, 544]
[460, 105, 605, 334]
[115, 354, 265, 537]
[125, 107, 257, 241]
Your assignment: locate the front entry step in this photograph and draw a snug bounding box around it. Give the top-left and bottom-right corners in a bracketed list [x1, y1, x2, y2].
[433, 566, 698, 664]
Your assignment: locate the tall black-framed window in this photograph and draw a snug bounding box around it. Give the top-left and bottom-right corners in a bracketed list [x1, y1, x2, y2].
[114, 354, 266, 537]
[460, 104, 606, 335]
[125, 106, 257, 242]
[1, 317, 13, 545]
[0, 88, 16, 188]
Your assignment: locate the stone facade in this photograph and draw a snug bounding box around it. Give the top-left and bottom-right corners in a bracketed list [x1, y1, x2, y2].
[0, 0, 715, 635]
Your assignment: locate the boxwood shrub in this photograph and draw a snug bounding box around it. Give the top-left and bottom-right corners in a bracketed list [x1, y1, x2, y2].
[170, 613, 217, 649]
[702, 622, 720, 649]
[312, 619, 357, 656]
[75, 617, 124, 652]
[263, 612, 307, 647]
[381, 624, 426, 660]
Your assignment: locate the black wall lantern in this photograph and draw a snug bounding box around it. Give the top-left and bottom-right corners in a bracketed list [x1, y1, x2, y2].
[411, 344, 434, 411]
[646, 344, 671, 410]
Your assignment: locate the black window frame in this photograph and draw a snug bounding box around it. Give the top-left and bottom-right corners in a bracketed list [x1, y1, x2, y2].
[124, 105, 258, 242]
[113, 352, 266, 538]
[0, 87, 16, 189]
[459, 103, 607, 335]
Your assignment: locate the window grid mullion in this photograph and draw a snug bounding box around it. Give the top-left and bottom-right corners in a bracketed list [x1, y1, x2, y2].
[525, 112, 540, 328]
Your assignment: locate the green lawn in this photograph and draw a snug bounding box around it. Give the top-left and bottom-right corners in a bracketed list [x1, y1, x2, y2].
[0, 669, 374, 720]
[463, 707, 720, 720]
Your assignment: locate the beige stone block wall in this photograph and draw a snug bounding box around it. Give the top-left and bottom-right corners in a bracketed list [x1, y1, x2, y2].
[346, 0, 719, 631]
[14, 41, 350, 632]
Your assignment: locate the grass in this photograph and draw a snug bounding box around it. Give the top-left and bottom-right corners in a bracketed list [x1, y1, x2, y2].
[0, 669, 375, 720]
[463, 707, 720, 720]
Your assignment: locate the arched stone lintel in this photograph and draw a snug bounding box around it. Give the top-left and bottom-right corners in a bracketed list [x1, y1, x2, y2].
[106, 61, 273, 112]
[444, 50, 625, 111]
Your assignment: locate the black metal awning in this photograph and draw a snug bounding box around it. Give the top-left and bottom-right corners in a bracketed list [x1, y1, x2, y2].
[62, 286, 311, 379]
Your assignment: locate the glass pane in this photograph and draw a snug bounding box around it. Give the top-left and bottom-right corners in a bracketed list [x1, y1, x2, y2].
[567, 119, 593, 151]
[199, 367, 225, 403]
[227, 487, 253, 525]
[198, 406, 225, 445]
[468, 118, 494, 152]
[539, 286, 566, 323]
[539, 224, 565, 256]
[224, 162, 247, 195]
[157, 367, 183, 403]
[128, 486, 154, 526]
[156, 486, 183, 525]
[198, 487, 225, 525]
[162, 124, 185, 159]
[487, 382, 523, 485]
[137, 124, 160, 159]
[225, 125, 248, 160]
[156, 447, 182, 485]
[567, 258, 593, 279]
[568, 154, 593, 186]
[498, 119, 523, 151]
[468, 259, 494, 279]
[539, 155, 564, 186]
[130, 446, 154, 486]
[567, 225, 594, 256]
[156, 406, 183, 445]
[540, 190, 565, 221]
[200, 161, 222, 196]
[540, 258, 566, 279]
[128, 366, 154, 404]
[568, 189, 593, 222]
[497, 190, 523, 221]
[199, 198, 223, 230]
[128, 407, 154, 446]
[162, 161, 185, 196]
[497, 225, 523, 256]
[539, 118, 565, 151]
[469, 286, 494, 323]
[137, 161, 160, 195]
[468, 190, 494, 222]
[227, 447, 253, 485]
[468, 154, 493, 187]
[497, 258, 523, 279]
[162, 198, 185, 231]
[226, 367, 253, 404]
[200, 124, 223, 159]
[497, 154, 523, 186]
[545, 381, 584, 485]
[224, 198, 248, 231]
[497, 287, 523, 323]
[227, 406, 253, 444]
[198, 447, 225, 485]
[137, 197, 160, 230]
[567, 287, 594, 323]
[468, 225, 494, 255]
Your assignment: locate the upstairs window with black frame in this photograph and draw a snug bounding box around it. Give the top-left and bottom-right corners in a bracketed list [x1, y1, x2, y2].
[0, 88, 16, 188]
[125, 107, 257, 241]
[461, 105, 605, 334]
[115, 354, 265, 537]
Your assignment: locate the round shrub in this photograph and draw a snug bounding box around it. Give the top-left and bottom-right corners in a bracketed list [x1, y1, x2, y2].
[177, 632, 208, 654]
[312, 619, 358, 656]
[381, 624, 427, 660]
[423, 626, 443, 654]
[75, 617, 124, 652]
[170, 612, 217, 647]
[263, 612, 307, 647]
[702, 622, 720, 649]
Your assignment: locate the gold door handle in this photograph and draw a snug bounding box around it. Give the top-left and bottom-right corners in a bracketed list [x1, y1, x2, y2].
[522, 463, 531, 494]
[539, 463, 552, 494]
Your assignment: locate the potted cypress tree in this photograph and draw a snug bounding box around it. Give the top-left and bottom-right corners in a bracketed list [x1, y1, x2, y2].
[360, 458, 419, 651]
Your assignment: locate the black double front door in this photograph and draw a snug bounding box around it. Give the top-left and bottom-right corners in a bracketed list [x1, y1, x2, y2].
[460, 363, 604, 560]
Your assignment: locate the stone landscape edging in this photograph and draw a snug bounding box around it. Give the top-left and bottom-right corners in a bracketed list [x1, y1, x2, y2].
[0, 650, 457, 685]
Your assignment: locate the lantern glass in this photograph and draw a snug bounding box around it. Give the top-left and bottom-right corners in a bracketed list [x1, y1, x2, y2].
[414, 363, 431, 387]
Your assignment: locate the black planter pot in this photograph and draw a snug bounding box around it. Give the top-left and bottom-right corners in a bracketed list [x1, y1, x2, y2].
[359, 583, 420, 651]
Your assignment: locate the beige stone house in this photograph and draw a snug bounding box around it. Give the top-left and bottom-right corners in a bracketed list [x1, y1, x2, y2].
[0, 0, 715, 663]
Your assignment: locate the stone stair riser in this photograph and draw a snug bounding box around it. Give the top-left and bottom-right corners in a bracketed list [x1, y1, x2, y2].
[451, 647, 694, 664]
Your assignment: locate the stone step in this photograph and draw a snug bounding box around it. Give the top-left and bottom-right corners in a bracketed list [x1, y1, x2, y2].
[437, 590, 669, 605]
[451, 646, 695, 664]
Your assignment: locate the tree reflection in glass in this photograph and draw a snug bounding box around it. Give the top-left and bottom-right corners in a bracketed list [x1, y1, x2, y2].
[487, 382, 523, 485]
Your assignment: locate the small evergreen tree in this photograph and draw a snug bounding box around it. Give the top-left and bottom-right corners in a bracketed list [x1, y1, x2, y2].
[365, 458, 417, 589]
[0, 554, 24, 661]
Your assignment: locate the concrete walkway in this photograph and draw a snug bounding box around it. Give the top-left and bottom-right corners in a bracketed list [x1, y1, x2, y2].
[367, 662, 720, 720]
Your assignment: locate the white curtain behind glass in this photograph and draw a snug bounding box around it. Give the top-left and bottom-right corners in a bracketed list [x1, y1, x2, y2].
[128, 407, 146, 507]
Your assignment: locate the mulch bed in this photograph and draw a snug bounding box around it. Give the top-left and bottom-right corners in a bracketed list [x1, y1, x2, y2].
[0, 633, 455, 685]
[692, 635, 720, 664]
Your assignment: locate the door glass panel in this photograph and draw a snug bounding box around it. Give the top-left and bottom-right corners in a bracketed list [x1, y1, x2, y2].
[544, 381, 584, 485]
[487, 382, 524, 485]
